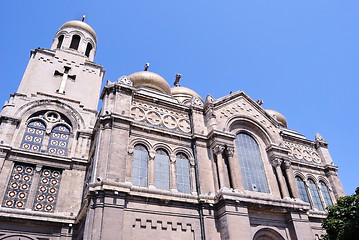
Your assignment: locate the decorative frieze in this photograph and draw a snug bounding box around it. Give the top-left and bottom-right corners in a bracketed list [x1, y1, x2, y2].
[131, 101, 191, 133]
[284, 141, 322, 164]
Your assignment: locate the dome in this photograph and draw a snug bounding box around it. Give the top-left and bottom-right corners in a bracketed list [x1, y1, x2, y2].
[59, 20, 97, 43]
[128, 71, 171, 95]
[171, 86, 203, 104]
[265, 109, 288, 128]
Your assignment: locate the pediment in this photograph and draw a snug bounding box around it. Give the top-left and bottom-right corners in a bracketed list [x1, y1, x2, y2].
[210, 91, 281, 136]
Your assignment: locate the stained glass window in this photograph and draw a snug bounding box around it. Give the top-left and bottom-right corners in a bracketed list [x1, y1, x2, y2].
[235, 133, 269, 193]
[176, 153, 191, 194]
[2, 164, 35, 209]
[308, 179, 324, 211]
[21, 120, 46, 152]
[155, 149, 170, 190]
[320, 181, 333, 207]
[296, 177, 311, 208]
[33, 168, 62, 212]
[47, 125, 70, 156]
[132, 145, 148, 187]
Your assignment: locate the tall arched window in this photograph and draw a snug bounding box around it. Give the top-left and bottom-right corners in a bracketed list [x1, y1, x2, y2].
[155, 149, 170, 190]
[320, 181, 333, 207]
[85, 43, 92, 57]
[132, 145, 148, 187]
[21, 120, 46, 152]
[47, 125, 70, 156]
[235, 133, 269, 193]
[69, 35, 80, 50]
[296, 177, 311, 207]
[176, 153, 191, 194]
[57, 35, 64, 49]
[308, 179, 324, 211]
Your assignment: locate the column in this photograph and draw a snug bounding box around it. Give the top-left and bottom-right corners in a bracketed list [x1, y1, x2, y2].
[225, 146, 242, 190]
[169, 154, 177, 191]
[213, 144, 230, 189]
[271, 158, 289, 198]
[283, 160, 300, 199]
[148, 150, 155, 188]
[25, 165, 42, 209]
[189, 159, 197, 194]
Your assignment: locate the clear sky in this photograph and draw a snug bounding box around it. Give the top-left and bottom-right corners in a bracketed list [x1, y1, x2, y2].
[1, 1, 358, 195]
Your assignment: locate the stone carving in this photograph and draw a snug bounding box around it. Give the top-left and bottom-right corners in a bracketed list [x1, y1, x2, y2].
[218, 98, 276, 134]
[283, 160, 291, 169]
[130, 101, 191, 133]
[191, 96, 204, 107]
[271, 158, 282, 167]
[146, 111, 161, 125]
[118, 75, 133, 86]
[212, 145, 225, 155]
[226, 146, 235, 157]
[284, 141, 322, 164]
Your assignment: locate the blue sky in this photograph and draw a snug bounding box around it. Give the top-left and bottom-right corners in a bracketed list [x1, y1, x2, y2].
[1, 1, 358, 195]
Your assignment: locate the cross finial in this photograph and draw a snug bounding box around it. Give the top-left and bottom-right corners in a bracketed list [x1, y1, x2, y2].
[174, 73, 182, 87]
[82, 15, 86, 22]
[144, 63, 149, 71]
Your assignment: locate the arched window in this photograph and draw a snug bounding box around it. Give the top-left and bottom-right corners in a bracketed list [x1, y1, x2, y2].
[47, 125, 70, 156]
[308, 179, 324, 210]
[69, 35, 80, 50]
[176, 153, 191, 193]
[132, 145, 148, 187]
[320, 181, 333, 207]
[21, 120, 46, 152]
[296, 177, 311, 207]
[57, 35, 64, 49]
[235, 133, 269, 193]
[85, 43, 92, 57]
[155, 149, 170, 190]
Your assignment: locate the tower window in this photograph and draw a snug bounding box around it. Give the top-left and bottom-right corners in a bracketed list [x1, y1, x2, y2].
[176, 153, 191, 193]
[47, 125, 70, 156]
[235, 133, 269, 193]
[69, 35, 81, 50]
[21, 120, 46, 152]
[33, 168, 62, 212]
[57, 35, 64, 49]
[85, 43, 92, 57]
[155, 149, 170, 190]
[2, 163, 35, 209]
[131, 145, 148, 187]
[309, 179, 324, 211]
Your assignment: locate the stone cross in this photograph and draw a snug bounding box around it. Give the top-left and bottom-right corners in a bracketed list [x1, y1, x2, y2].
[54, 66, 76, 94]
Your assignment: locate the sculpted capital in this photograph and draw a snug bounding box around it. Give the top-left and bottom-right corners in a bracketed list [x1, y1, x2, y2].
[271, 158, 282, 167]
[283, 160, 292, 169]
[213, 145, 225, 155]
[226, 146, 235, 158]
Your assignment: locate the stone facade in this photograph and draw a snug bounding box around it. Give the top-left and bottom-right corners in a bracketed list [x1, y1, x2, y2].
[0, 20, 345, 240]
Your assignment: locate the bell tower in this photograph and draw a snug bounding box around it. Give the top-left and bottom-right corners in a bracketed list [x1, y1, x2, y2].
[16, 19, 104, 110]
[0, 19, 104, 239]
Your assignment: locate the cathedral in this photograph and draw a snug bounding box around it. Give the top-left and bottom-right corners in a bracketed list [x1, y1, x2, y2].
[0, 19, 345, 240]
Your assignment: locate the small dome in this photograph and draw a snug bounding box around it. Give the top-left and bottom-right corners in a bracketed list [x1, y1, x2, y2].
[59, 20, 97, 43]
[128, 71, 171, 95]
[171, 86, 203, 104]
[265, 109, 288, 128]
